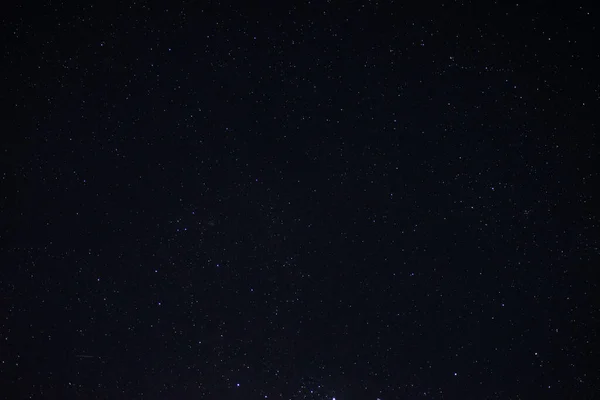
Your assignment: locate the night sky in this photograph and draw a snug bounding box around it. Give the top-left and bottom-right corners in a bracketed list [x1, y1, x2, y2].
[2, 1, 599, 399]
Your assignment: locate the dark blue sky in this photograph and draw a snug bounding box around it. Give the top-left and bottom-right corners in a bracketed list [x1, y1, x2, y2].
[1, 1, 598, 399]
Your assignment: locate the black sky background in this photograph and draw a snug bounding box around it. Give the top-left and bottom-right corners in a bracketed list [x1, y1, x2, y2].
[1, 1, 598, 399]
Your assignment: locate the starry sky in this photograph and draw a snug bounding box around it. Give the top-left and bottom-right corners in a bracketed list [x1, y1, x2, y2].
[1, 1, 598, 399]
